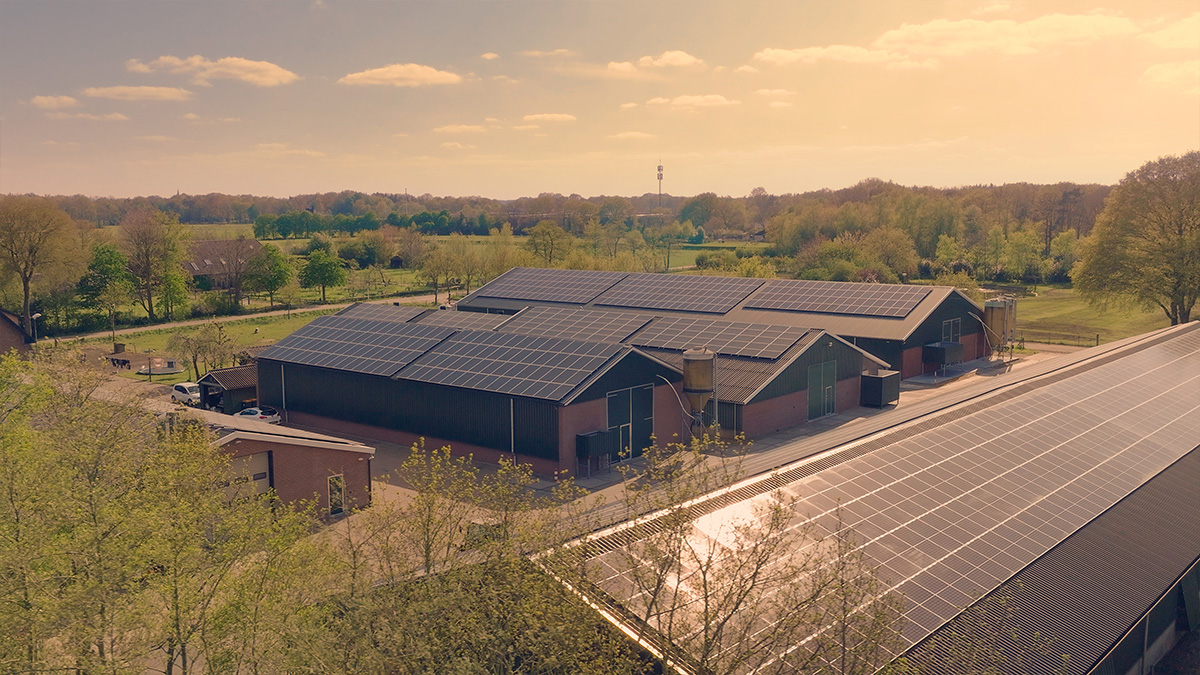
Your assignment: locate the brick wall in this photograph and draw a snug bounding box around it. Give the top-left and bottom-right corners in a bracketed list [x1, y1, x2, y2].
[223, 438, 372, 514]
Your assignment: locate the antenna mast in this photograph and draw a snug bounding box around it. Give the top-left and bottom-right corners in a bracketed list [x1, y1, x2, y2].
[657, 160, 664, 208]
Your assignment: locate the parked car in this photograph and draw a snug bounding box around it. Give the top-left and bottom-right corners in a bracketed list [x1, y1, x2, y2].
[236, 406, 280, 424]
[171, 382, 201, 406]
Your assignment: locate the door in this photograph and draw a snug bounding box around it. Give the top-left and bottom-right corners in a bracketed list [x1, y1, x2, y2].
[808, 360, 838, 420]
[608, 384, 654, 458]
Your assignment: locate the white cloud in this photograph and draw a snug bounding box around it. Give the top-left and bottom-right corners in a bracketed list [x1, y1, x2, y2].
[757, 12, 1144, 70]
[647, 94, 739, 108]
[1142, 60, 1200, 95]
[434, 124, 487, 134]
[481, 52, 500, 60]
[971, 1, 1011, 15]
[637, 50, 705, 68]
[392, 132, 410, 138]
[492, 75, 519, 84]
[755, 45, 934, 70]
[136, 135, 175, 142]
[755, 88, 796, 96]
[607, 61, 637, 73]
[83, 86, 193, 101]
[43, 140, 80, 147]
[484, 117, 499, 122]
[126, 55, 299, 86]
[523, 113, 576, 122]
[338, 63, 462, 87]
[520, 49, 576, 58]
[45, 112, 129, 121]
[512, 124, 540, 131]
[30, 95, 77, 109]
[608, 131, 655, 139]
[254, 142, 323, 157]
[183, 112, 240, 123]
[768, 101, 794, 108]
[620, 102, 638, 109]
[441, 142, 476, 150]
[1142, 12, 1200, 50]
[735, 65, 759, 73]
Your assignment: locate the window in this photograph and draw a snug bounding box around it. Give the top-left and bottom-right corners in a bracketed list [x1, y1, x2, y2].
[328, 474, 345, 515]
[942, 317, 962, 343]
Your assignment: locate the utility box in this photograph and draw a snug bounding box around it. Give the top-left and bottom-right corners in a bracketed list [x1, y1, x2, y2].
[861, 370, 900, 408]
[923, 341, 964, 367]
[576, 430, 615, 459]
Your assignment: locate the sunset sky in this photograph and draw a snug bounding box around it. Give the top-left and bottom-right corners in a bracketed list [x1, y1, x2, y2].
[1, 0, 1196, 199]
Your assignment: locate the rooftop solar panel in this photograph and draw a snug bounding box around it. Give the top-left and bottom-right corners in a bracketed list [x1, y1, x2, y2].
[415, 309, 512, 330]
[474, 267, 628, 304]
[334, 302, 427, 323]
[572, 326, 1200, 672]
[745, 279, 931, 318]
[398, 330, 625, 401]
[500, 306, 655, 343]
[257, 315, 457, 376]
[593, 273, 766, 314]
[629, 315, 811, 360]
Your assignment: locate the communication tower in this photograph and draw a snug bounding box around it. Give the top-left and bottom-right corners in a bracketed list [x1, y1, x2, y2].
[657, 161, 664, 208]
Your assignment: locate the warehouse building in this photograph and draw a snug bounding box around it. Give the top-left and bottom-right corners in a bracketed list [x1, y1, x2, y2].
[256, 301, 887, 475]
[559, 322, 1200, 674]
[455, 267, 990, 378]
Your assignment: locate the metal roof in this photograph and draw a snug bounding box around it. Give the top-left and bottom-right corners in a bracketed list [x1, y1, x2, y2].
[458, 268, 976, 341]
[197, 364, 257, 391]
[558, 322, 1200, 674]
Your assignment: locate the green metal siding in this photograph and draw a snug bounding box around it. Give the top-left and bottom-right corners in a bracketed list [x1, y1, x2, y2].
[905, 292, 983, 348]
[751, 336, 865, 404]
[573, 352, 681, 404]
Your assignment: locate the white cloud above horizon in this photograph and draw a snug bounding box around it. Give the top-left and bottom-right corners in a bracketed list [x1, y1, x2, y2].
[126, 55, 299, 86]
[82, 86, 193, 101]
[338, 63, 462, 86]
[30, 95, 77, 109]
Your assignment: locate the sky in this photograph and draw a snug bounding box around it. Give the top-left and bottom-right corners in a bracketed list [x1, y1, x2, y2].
[1, 0, 1197, 200]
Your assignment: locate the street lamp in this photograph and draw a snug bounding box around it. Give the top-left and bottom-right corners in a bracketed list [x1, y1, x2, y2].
[30, 313, 42, 343]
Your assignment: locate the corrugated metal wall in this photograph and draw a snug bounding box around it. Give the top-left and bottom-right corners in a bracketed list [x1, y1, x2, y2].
[907, 292, 984, 348]
[752, 336, 865, 403]
[257, 360, 561, 460]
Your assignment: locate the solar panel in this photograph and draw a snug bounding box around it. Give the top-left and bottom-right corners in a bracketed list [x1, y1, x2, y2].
[416, 309, 512, 330]
[257, 315, 457, 376]
[574, 326, 1200, 668]
[397, 330, 624, 401]
[334, 302, 427, 323]
[500, 306, 655, 343]
[593, 273, 766, 314]
[474, 267, 628, 304]
[629, 316, 811, 360]
[745, 279, 931, 318]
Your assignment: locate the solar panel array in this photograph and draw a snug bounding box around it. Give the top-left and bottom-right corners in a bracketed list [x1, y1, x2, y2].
[398, 330, 625, 401]
[500, 306, 655, 343]
[578, 326, 1200, 670]
[745, 279, 931, 318]
[416, 309, 512, 330]
[474, 267, 628, 304]
[257, 316, 457, 376]
[594, 273, 766, 314]
[629, 316, 811, 360]
[334, 303, 427, 323]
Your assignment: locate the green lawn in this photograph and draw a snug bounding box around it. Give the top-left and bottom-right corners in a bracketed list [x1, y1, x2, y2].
[1015, 285, 1171, 345]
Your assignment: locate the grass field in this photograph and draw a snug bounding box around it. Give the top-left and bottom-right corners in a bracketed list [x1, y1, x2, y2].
[1015, 285, 1171, 346]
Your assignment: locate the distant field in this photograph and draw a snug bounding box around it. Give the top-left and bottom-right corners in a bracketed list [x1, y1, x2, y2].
[1015, 285, 1170, 346]
[189, 223, 254, 238]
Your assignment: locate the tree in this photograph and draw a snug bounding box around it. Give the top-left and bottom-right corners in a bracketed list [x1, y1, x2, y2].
[246, 244, 294, 307]
[1073, 152, 1200, 325]
[0, 195, 81, 333]
[525, 220, 574, 265]
[299, 249, 347, 302]
[78, 243, 134, 345]
[418, 245, 456, 303]
[121, 208, 189, 322]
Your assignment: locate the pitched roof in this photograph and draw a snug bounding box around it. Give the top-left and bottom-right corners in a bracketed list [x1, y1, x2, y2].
[198, 364, 257, 390]
[186, 238, 263, 277]
[457, 267, 980, 341]
[561, 323, 1200, 673]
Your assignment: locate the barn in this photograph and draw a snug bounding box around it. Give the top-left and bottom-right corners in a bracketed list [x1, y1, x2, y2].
[256, 300, 886, 475]
[558, 322, 1200, 674]
[454, 268, 989, 378]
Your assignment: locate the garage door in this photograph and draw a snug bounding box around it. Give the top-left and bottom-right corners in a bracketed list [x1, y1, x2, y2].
[225, 452, 270, 501]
